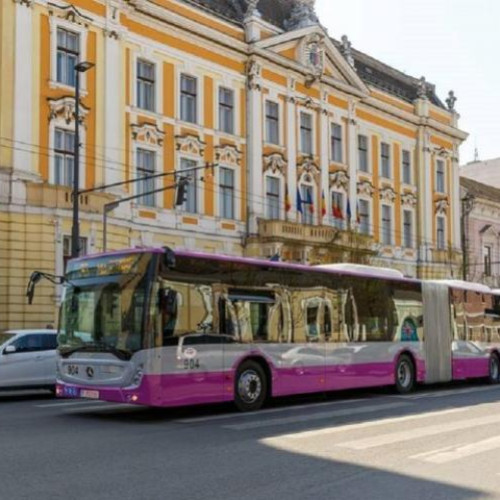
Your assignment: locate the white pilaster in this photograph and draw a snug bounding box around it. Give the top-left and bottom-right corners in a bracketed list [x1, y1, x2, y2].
[246, 59, 263, 234]
[286, 94, 297, 220]
[347, 100, 358, 226]
[320, 107, 329, 225]
[451, 144, 461, 250]
[417, 126, 433, 261]
[12, 1, 34, 175]
[104, 32, 123, 190]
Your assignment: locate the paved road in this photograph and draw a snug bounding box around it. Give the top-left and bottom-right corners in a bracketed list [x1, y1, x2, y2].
[2, 383, 500, 499]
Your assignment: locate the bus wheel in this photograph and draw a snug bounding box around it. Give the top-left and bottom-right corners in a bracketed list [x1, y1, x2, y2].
[234, 360, 268, 412]
[395, 354, 416, 394]
[488, 354, 500, 384]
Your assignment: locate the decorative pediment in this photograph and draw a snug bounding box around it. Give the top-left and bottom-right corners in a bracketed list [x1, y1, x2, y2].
[401, 192, 418, 207]
[48, 3, 92, 27]
[176, 135, 206, 157]
[435, 198, 449, 215]
[298, 157, 320, 177]
[434, 147, 451, 158]
[13, 0, 33, 7]
[379, 186, 397, 203]
[264, 153, 287, 175]
[357, 180, 375, 197]
[131, 123, 165, 147]
[255, 26, 369, 97]
[296, 96, 319, 110]
[48, 96, 89, 125]
[330, 170, 349, 191]
[216, 144, 242, 167]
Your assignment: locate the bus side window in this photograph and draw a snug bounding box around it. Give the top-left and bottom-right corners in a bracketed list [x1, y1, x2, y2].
[161, 289, 178, 344]
[218, 298, 235, 337]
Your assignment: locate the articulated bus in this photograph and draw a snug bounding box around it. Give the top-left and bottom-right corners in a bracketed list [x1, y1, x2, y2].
[54, 247, 500, 411]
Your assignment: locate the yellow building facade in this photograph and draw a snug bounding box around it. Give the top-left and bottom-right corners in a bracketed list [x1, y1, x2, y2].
[0, 0, 468, 329]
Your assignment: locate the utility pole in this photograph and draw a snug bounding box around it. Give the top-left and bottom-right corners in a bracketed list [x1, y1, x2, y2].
[71, 61, 94, 258]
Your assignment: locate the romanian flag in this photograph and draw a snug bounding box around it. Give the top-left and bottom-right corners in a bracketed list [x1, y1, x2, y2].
[306, 189, 314, 214]
[332, 197, 343, 219]
[285, 185, 292, 213]
[296, 187, 303, 214]
[321, 190, 327, 217]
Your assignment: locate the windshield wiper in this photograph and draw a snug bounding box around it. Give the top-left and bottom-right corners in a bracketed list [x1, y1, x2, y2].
[59, 342, 133, 361]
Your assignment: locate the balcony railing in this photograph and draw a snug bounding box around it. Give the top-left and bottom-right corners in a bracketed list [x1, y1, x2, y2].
[257, 219, 373, 248]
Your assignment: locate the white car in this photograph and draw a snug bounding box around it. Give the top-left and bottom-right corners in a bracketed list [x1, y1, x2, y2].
[0, 330, 58, 391]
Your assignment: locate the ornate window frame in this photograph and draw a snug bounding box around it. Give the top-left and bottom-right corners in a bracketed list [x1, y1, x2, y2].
[49, 11, 89, 92]
[132, 51, 162, 116]
[177, 68, 204, 127]
[48, 100, 86, 188]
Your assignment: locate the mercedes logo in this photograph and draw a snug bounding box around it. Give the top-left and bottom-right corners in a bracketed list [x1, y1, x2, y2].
[86, 366, 94, 378]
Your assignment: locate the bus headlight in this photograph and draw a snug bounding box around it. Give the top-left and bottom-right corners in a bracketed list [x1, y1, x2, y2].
[132, 369, 144, 386]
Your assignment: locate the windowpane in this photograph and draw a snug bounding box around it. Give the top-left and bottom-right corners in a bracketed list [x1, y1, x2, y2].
[54, 128, 75, 187]
[403, 210, 413, 248]
[179, 158, 198, 213]
[266, 177, 280, 220]
[381, 142, 391, 179]
[331, 124, 343, 163]
[137, 60, 155, 112]
[137, 148, 156, 207]
[220, 167, 235, 219]
[300, 184, 314, 225]
[56, 28, 79, 86]
[402, 150, 412, 184]
[436, 160, 445, 193]
[437, 216, 446, 249]
[300, 113, 313, 155]
[484, 246, 492, 276]
[265, 101, 279, 145]
[359, 199, 370, 235]
[219, 87, 234, 134]
[180, 75, 197, 123]
[358, 135, 368, 172]
[382, 204, 392, 245]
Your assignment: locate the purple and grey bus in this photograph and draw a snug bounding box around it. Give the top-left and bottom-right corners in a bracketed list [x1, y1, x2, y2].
[55, 247, 500, 411]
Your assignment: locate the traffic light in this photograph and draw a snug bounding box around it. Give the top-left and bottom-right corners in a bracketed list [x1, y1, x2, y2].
[175, 177, 189, 207]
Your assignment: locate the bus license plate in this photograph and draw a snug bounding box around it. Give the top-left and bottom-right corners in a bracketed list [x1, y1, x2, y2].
[81, 390, 99, 400]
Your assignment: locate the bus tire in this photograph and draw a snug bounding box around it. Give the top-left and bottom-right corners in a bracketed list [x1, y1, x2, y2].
[395, 354, 416, 394]
[234, 360, 268, 412]
[488, 354, 500, 384]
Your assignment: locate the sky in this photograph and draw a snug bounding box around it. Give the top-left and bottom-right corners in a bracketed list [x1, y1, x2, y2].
[316, 0, 500, 165]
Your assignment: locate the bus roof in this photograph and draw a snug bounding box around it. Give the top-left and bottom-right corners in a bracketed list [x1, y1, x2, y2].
[430, 280, 492, 293]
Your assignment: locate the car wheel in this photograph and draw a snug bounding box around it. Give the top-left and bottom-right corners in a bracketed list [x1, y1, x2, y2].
[395, 354, 416, 394]
[489, 354, 500, 384]
[234, 360, 268, 412]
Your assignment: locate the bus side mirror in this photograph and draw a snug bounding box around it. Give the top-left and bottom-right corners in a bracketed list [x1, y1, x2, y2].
[162, 247, 176, 270]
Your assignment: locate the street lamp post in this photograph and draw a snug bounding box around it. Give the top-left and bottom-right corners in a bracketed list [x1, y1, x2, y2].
[461, 192, 475, 282]
[71, 61, 95, 258]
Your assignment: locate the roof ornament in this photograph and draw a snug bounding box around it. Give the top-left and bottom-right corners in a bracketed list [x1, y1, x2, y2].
[340, 35, 356, 69]
[417, 76, 428, 100]
[284, 0, 319, 31]
[244, 0, 260, 19]
[446, 90, 457, 112]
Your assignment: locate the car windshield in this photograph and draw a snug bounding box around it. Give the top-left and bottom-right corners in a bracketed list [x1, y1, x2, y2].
[0, 333, 15, 346]
[58, 253, 156, 355]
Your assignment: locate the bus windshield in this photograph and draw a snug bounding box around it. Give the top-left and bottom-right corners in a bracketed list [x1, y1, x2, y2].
[58, 252, 156, 357]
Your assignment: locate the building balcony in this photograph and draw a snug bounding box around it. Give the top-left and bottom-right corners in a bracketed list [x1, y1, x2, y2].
[256, 218, 373, 247]
[245, 218, 375, 264]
